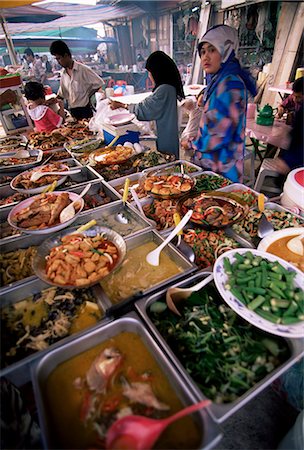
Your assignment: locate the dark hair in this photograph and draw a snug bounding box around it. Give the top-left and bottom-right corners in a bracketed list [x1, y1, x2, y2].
[145, 51, 185, 100]
[24, 81, 45, 101]
[24, 47, 34, 58]
[50, 40, 71, 57]
[293, 77, 304, 94]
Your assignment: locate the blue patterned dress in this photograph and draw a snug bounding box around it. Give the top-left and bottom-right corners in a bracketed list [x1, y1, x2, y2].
[192, 74, 247, 182]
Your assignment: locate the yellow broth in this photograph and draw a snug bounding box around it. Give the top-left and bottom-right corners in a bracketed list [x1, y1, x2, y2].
[267, 235, 304, 271]
[100, 241, 183, 303]
[44, 331, 202, 449]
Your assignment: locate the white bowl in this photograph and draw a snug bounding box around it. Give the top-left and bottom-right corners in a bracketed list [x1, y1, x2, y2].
[8, 191, 84, 235]
[213, 248, 304, 338]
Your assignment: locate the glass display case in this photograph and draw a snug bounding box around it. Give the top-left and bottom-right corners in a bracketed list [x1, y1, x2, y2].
[0, 85, 33, 135]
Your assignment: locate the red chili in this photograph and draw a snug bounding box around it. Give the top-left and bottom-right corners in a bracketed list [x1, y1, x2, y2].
[69, 251, 84, 258]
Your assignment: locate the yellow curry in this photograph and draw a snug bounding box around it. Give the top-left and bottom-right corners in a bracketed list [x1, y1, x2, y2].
[267, 235, 304, 272]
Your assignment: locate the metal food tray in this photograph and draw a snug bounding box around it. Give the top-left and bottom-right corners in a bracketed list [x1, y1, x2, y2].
[0, 278, 109, 383]
[32, 312, 222, 450]
[0, 135, 27, 150]
[217, 183, 269, 204]
[142, 159, 203, 176]
[64, 137, 103, 155]
[135, 271, 304, 423]
[0, 149, 43, 173]
[0, 200, 152, 292]
[108, 172, 143, 197]
[98, 229, 196, 316]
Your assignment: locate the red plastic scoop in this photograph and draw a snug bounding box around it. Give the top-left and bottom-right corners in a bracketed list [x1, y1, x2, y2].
[105, 399, 211, 450]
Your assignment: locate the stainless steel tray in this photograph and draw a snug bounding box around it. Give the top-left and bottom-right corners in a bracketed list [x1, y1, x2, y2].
[0, 149, 43, 173]
[0, 200, 152, 293]
[135, 271, 304, 423]
[217, 183, 269, 204]
[0, 277, 109, 382]
[32, 312, 222, 450]
[142, 159, 203, 176]
[99, 229, 197, 315]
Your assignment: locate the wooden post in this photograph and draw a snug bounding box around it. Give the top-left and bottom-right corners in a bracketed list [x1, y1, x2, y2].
[261, 2, 304, 108]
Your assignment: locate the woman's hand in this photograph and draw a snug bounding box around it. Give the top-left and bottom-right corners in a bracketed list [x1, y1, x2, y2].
[109, 100, 127, 110]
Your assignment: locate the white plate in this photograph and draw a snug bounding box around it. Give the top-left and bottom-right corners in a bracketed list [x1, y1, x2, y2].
[10, 163, 69, 195]
[105, 113, 135, 126]
[213, 248, 304, 338]
[8, 191, 84, 235]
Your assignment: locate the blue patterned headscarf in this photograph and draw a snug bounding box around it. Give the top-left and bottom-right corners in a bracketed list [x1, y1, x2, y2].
[198, 25, 257, 104]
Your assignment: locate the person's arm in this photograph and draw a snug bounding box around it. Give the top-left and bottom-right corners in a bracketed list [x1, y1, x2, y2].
[180, 101, 202, 150]
[129, 85, 174, 121]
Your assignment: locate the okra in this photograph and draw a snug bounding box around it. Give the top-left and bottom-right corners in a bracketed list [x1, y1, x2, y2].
[270, 299, 290, 309]
[255, 308, 281, 324]
[281, 316, 301, 325]
[248, 295, 266, 311]
[242, 287, 266, 295]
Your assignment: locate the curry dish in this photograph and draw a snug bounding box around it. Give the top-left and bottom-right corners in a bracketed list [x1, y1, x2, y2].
[267, 235, 304, 272]
[44, 331, 202, 449]
[100, 241, 183, 303]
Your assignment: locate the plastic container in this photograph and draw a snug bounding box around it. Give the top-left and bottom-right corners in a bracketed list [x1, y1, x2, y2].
[281, 167, 304, 215]
[0, 74, 21, 88]
[103, 129, 140, 145]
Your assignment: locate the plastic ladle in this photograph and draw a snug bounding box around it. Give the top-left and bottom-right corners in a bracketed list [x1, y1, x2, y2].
[146, 209, 193, 266]
[59, 183, 91, 223]
[286, 233, 304, 256]
[30, 168, 81, 182]
[106, 399, 211, 450]
[166, 273, 214, 316]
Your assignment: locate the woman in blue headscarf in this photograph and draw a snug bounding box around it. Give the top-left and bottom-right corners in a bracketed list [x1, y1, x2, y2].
[181, 25, 257, 182]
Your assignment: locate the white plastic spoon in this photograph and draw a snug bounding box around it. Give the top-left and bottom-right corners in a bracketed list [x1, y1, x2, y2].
[146, 209, 193, 266]
[14, 148, 31, 159]
[286, 233, 304, 256]
[59, 183, 92, 223]
[30, 168, 81, 182]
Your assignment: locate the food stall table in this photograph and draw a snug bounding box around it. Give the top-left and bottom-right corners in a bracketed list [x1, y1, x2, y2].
[102, 70, 148, 91]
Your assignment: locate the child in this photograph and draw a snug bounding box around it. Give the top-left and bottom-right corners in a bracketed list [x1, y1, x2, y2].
[24, 81, 65, 132]
[277, 76, 304, 119]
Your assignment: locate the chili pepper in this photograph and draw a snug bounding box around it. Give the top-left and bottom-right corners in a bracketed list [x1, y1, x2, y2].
[69, 251, 84, 258]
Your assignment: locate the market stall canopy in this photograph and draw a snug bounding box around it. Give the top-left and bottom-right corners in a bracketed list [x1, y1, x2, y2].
[2, 2, 145, 34]
[0, 4, 64, 23]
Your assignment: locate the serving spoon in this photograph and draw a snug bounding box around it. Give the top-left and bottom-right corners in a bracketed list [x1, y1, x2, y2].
[146, 210, 193, 266]
[59, 183, 91, 223]
[30, 168, 81, 182]
[166, 273, 214, 316]
[286, 233, 304, 256]
[14, 148, 30, 159]
[257, 194, 274, 239]
[105, 399, 211, 450]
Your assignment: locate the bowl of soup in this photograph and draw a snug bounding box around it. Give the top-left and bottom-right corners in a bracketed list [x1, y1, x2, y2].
[258, 227, 304, 272]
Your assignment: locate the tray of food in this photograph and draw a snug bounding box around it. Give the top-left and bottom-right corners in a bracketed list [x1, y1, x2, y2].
[99, 229, 196, 310]
[89, 144, 136, 166]
[141, 196, 178, 231]
[214, 249, 304, 338]
[142, 170, 195, 199]
[33, 225, 127, 289]
[8, 191, 84, 234]
[64, 137, 104, 155]
[108, 173, 147, 202]
[32, 312, 221, 450]
[1, 278, 108, 378]
[0, 135, 27, 152]
[257, 227, 304, 272]
[216, 183, 268, 208]
[41, 148, 71, 161]
[193, 171, 232, 193]
[231, 202, 304, 244]
[182, 227, 251, 270]
[135, 272, 303, 422]
[142, 159, 203, 176]
[0, 149, 43, 172]
[178, 192, 249, 229]
[88, 150, 175, 182]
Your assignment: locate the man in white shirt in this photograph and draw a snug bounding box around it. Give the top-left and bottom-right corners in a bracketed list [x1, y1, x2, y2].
[50, 40, 104, 120]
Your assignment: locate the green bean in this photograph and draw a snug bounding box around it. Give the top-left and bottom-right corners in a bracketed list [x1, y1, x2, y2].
[237, 263, 253, 270]
[223, 258, 232, 274]
[235, 253, 244, 263]
[283, 301, 298, 317]
[237, 276, 256, 284]
[255, 308, 281, 324]
[270, 299, 290, 309]
[248, 295, 266, 311]
[255, 272, 262, 288]
[230, 287, 246, 304]
[242, 287, 266, 295]
[281, 316, 301, 325]
[269, 283, 285, 298]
